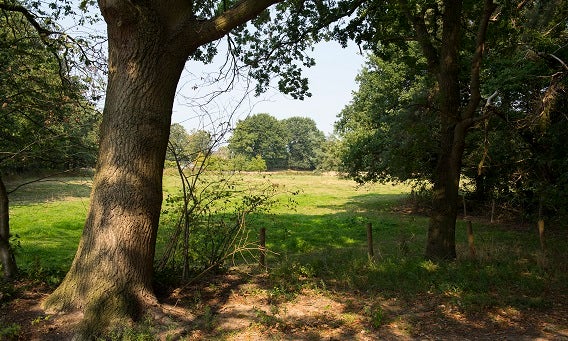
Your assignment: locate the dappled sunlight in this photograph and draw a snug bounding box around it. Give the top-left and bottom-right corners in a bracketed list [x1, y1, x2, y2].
[5, 171, 567, 339]
[488, 307, 522, 328]
[167, 273, 412, 340]
[420, 260, 439, 272]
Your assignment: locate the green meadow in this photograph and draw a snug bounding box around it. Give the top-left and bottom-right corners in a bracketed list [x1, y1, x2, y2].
[6, 171, 567, 312]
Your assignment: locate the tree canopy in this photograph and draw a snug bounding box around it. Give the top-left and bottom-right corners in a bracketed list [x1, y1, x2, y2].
[166, 124, 212, 165]
[282, 116, 325, 170]
[0, 5, 99, 174]
[336, 46, 437, 184]
[229, 113, 289, 170]
[228, 114, 326, 171]
[336, 0, 567, 220]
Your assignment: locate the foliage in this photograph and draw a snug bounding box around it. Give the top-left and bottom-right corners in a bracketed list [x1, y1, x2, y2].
[159, 122, 279, 281]
[460, 0, 568, 218]
[229, 0, 364, 100]
[0, 5, 100, 174]
[0, 2, 100, 281]
[157, 167, 281, 282]
[315, 134, 344, 172]
[228, 113, 288, 170]
[334, 0, 568, 221]
[223, 154, 267, 172]
[228, 114, 327, 171]
[282, 116, 325, 170]
[0, 322, 21, 339]
[336, 46, 437, 184]
[166, 124, 212, 165]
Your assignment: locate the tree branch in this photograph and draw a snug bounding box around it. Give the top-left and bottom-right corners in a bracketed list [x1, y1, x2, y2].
[549, 53, 568, 71]
[0, 2, 55, 38]
[398, 0, 440, 74]
[6, 169, 78, 195]
[192, 0, 282, 47]
[470, 90, 499, 125]
[462, 0, 497, 122]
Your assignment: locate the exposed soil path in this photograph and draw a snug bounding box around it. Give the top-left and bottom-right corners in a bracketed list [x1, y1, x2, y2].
[2, 269, 567, 340]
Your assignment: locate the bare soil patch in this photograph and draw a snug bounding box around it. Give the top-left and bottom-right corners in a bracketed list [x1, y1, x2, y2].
[2, 270, 567, 340]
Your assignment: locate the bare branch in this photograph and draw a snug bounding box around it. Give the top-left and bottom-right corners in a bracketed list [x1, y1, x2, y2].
[549, 53, 568, 71]
[467, 90, 499, 126]
[6, 169, 78, 195]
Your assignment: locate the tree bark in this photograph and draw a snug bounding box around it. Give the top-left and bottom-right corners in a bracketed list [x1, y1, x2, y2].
[426, 124, 466, 259]
[421, 0, 495, 260]
[42, 0, 280, 336]
[44, 7, 187, 333]
[0, 174, 18, 280]
[424, 0, 463, 260]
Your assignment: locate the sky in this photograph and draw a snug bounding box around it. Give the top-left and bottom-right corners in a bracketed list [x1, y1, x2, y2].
[62, 5, 366, 136]
[171, 41, 366, 136]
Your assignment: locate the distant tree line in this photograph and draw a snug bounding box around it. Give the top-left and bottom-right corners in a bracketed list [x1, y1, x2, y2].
[165, 115, 343, 172]
[228, 113, 326, 171]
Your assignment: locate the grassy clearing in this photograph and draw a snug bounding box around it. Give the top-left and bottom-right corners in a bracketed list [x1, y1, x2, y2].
[6, 170, 567, 317]
[7, 176, 92, 281]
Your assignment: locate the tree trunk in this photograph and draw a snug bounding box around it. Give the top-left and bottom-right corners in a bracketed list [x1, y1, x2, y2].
[424, 0, 495, 260]
[43, 6, 190, 334]
[0, 174, 18, 280]
[425, 0, 463, 260]
[42, 0, 280, 335]
[426, 123, 468, 259]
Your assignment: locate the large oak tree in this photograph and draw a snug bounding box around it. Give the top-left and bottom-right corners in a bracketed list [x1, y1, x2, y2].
[37, 0, 281, 334]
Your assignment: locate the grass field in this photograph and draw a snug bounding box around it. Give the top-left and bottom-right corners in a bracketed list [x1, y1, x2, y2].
[4, 170, 568, 339]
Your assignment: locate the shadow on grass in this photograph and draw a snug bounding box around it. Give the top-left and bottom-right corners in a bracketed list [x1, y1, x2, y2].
[245, 194, 426, 257]
[228, 199, 566, 339]
[6, 177, 92, 206]
[171, 241, 566, 340]
[315, 192, 409, 213]
[10, 182, 567, 338]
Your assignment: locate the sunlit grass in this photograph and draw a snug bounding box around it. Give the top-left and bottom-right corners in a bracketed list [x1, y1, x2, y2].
[10, 200, 87, 278]
[6, 170, 567, 314]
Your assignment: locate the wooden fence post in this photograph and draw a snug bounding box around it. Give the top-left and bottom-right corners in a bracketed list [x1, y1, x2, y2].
[259, 227, 266, 269]
[538, 199, 545, 253]
[466, 220, 476, 258]
[538, 219, 545, 253]
[366, 222, 374, 259]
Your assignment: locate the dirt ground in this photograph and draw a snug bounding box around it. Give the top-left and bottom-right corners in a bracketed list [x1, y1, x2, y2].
[2, 269, 568, 340]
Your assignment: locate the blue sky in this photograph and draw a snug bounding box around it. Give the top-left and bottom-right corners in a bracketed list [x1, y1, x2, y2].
[62, 7, 365, 136]
[247, 41, 365, 135]
[172, 41, 365, 136]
